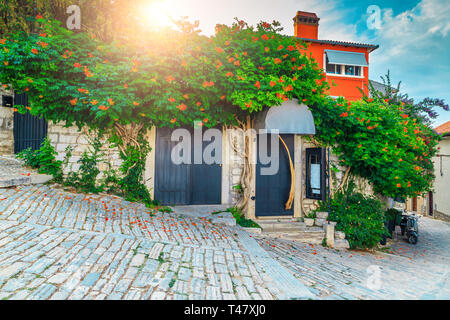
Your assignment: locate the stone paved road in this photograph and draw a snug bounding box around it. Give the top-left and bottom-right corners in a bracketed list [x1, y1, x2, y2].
[254, 216, 450, 300]
[0, 185, 311, 300]
[1, 184, 449, 300]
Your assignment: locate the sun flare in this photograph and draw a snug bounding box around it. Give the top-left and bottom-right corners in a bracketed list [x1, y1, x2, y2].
[139, 0, 173, 29]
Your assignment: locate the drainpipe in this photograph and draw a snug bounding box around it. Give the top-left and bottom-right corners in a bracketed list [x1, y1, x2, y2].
[327, 147, 330, 211]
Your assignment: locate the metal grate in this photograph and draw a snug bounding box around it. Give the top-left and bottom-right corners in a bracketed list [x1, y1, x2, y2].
[13, 93, 48, 154]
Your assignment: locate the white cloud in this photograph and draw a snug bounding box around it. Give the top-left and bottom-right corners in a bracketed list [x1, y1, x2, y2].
[367, 0, 450, 126]
[370, 0, 450, 63]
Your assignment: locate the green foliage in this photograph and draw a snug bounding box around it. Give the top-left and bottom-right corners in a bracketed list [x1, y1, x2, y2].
[310, 96, 440, 198]
[385, 208, 402, 225]
[64, 137, 104, 194]
[232, 184, 243, 192]
[319, 181, 387, 249]
[16, 147, 40, 169]
[363, 71, 449, 125]
[16, 137, 63, 180]
[305, 212, 316, 219]
[227, 207, 260, 228]
[0, 17, 328, 130]
[1, 16, 441, 200]
[115, 139, 155, 207]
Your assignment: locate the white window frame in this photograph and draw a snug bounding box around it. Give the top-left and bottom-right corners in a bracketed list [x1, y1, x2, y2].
[323, 52, 365, 79]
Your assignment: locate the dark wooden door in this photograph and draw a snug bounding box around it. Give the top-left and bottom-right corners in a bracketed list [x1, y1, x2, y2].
[412, 197, 417, 212]
[428, 192, 433, 216]
[255, 134, 294, 216]
[13, 93, 48, 153]
[154, 127, 222, 205]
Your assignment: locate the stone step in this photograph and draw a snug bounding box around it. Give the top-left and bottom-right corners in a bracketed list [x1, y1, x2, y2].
[263, 231, 325, 244]
[260, 223, 305, 231]
[257, 220, 324, 233]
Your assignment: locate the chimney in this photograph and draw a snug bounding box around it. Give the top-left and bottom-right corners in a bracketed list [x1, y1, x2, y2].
[293, 11, 320, 39]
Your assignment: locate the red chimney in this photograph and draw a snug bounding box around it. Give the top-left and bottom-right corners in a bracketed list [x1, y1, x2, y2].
[293, 11, 320, 39]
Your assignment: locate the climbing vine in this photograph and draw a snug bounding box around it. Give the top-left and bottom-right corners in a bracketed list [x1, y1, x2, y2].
[0, 14, 442, 206]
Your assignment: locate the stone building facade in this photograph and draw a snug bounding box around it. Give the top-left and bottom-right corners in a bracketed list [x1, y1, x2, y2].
[47, 122, 123, 175]
[1, 88, 374, 219]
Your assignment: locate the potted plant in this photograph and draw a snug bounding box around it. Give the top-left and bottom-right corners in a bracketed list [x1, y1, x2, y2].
[304, 212, 316, 227]
[384, 208, 400, 238]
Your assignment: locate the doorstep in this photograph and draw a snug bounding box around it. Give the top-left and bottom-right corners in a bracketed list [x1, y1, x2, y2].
[0, 155, 53, 188]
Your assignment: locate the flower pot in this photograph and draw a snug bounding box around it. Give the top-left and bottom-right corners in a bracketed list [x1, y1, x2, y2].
[380, 234, 387, 245]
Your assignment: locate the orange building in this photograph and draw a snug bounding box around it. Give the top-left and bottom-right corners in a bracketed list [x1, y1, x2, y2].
[293, 11, 379, 101]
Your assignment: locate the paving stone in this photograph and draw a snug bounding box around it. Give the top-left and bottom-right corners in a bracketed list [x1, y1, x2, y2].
[220, 273, 234, 293]
[2, 278, 28, 292]
[28, 284, 57, 300]
[151, 290, 166, 300]
[81, 273, 100, 287]
[1, 184, 448, 300]
[0, 262, 29, 280]
[178, 267, 192, 281]
[206, 285, 222, 300]
[130, 254, 146, 267]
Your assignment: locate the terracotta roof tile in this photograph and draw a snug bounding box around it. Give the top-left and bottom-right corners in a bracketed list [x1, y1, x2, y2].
[298, 38, 379, 52]
[435, 121, 450, 135]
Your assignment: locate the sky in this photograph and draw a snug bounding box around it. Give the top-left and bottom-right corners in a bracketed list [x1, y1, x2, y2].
[152, 0, 450, 127]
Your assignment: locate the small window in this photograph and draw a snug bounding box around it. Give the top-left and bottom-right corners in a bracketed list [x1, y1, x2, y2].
[2, 95, 13, 108]
[326, 54, 363, 77]
[345, 65, 355, 75]
[326, 62, 336, 74]
[306, 148, 326, 200]
[344, 65, 361, 76]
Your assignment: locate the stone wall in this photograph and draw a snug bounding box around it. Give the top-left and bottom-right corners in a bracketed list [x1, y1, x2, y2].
[0, 107, 14, 155]
[432, 137, 450, 219]
[0, 88, 14, 155]
[47, 122, 123, 177]
[222, 127, 247, 205]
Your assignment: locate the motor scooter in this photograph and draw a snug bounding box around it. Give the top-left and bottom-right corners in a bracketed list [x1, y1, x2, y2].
[399, 213, 420, 244]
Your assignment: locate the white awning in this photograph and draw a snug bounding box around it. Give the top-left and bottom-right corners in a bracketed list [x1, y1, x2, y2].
[325, 49, 368, 67]
[254, 99, 316, 135]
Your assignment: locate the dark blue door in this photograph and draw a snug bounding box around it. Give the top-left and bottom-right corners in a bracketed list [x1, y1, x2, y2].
[255, 134, 294, 216]
[13, 93, 48, 153]
[154, 127, 222, 205]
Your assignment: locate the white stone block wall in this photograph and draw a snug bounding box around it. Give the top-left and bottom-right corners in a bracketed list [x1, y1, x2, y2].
[222, 127, 246, 206]
[47, 121, 123, 177]
[0, 88, 14, 155]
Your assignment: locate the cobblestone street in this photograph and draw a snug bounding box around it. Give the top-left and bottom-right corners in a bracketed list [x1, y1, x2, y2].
[255, 216, 450, 299]
[0, 185, 311, 300]
[0, 185, 449, 300]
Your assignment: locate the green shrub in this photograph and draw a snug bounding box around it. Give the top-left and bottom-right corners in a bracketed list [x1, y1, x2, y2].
[117, 142, 154, 207]
[318, 181, 387, 249]
[16, 137, 63, 180]
[64, 137, 104, 194]
[227, 207, 260, 228]
[305, 212, 316, 219]
[385, 208, 401, 224]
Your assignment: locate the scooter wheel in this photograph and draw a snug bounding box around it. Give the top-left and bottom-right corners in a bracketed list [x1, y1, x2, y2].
[408, 234, 418, 244]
